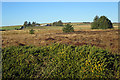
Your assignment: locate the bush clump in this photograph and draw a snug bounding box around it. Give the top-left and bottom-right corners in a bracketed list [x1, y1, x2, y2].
[62, 24, 74, 33]
[2, 44, 120, 79]
[91, 15, 113, 29]
[53, 20, 63, 26]
[29, 29, 35, 34]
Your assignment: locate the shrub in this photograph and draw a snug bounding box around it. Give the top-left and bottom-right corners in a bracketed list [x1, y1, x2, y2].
[29, 29, 35, 34]
[2, 44, 120, 79]
[62, 24, 74, 33]
[91, 16, 113, 29]
[53, 20, 63, 26]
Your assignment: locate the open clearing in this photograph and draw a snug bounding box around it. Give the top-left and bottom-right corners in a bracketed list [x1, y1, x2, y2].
[2, 24, 119, 54]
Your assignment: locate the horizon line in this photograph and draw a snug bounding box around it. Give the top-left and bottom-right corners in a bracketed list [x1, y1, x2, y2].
[1, 21, 119, 27]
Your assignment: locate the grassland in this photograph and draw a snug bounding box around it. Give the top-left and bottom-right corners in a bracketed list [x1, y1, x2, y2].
[0, 23, 118, 31]
[1, 23, 120, 79]
[0, 25, 22, 31]
[2, 23, 119, 53]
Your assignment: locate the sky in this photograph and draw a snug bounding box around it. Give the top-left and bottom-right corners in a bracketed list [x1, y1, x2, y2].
[1, 2, 118, 26]
[1, 0, 120, 2]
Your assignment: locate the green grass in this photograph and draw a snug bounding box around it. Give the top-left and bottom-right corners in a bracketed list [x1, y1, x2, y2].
[26, 25, 91, 30]
[74, 26, 91, 30]
[2, 43, 120, 79]
[69, 23, 91, 26]
[113, 23, 118, 26]
[0, 25, 21, 31]
[26, 26, 63, 30]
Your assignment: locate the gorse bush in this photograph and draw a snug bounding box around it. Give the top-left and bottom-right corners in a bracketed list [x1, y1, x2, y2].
[62, 24, 74, 33]
[91, 15, 113, 29]
[2, 44, 120, 79]
[29, 29, 35, 34]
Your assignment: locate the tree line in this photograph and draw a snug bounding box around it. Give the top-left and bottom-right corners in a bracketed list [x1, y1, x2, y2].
[23, 21, 40, 28]
[23, 15, 114, 33]
[23, 20, 63, 27]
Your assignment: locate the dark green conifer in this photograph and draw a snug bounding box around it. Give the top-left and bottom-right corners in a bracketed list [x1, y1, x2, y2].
[91, 15, 113, 29]
[62, 24, 74, 33]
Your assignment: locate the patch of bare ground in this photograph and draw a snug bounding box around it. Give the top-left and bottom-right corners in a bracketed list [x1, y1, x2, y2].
[2, 29, 119, 54]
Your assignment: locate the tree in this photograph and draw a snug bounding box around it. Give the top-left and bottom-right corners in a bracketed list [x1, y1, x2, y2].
[62, 24, 74, 33]
[32, 22, 36, 27]
[28, 22, 32, 27]
[93, 15, 99, 22]
[91, 15, 99, 29]
[23, 21, 40, 27]
[57, 20, 63, 26]
[53, 20, 63, 26]
[23, 21, 28, 28]
[91, 15, 113, 29]
[53, 22, 57, 26]
[97, 16, 113, 29]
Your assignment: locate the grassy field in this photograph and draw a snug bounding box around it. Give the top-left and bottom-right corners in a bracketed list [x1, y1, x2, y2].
[1, 23, 120, 79]
[0, 23, 119, 30]
[0, 25, 22, 31]
[2, 24, 119, 53]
